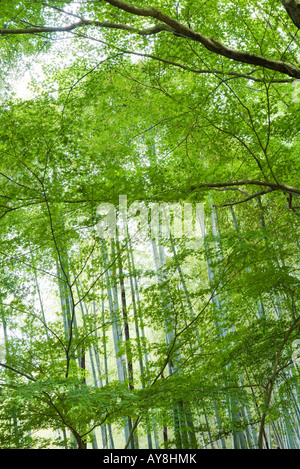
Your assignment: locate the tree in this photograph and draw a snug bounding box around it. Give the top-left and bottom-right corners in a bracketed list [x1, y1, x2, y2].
[0, 0, 299, 449]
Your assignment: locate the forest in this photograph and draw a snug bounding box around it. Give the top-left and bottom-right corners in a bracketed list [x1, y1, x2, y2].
[0, 0, 299, 450]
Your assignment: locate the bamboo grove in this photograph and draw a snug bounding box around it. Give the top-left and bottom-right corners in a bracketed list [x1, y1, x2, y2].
[0, 0, 299, 450]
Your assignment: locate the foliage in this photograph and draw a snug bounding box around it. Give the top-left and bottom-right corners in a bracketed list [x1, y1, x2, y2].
[0, 0, 299, 450]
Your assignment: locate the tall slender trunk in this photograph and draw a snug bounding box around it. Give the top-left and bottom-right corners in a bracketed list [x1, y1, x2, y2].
[100, 238, 132, 447]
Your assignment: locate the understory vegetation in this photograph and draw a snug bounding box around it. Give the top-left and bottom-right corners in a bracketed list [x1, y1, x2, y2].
[0, 0, 299, 449]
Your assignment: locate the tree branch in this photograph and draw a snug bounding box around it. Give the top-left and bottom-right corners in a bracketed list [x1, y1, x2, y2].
[0, 19, 173, 37]
[191, 179, 300, 196]
[281, 0, 300, 28]
[0, 362, 35, 381]
[103, 0, 300, 78]
[1, 1, 300, 78]
[214, 189, 277, 208]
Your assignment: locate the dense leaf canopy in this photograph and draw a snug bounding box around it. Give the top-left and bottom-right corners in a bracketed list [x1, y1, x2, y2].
[0, 0, 299, 450]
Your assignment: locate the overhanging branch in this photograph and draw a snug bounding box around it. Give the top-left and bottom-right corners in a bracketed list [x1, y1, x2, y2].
[214, 189, 277, 208]
[1, 1, 300, 79]
[281, 0, 300, 28]
[191, 180, 300, 213]
[191, 180, 300, 195]
[103, 0, 300, 78]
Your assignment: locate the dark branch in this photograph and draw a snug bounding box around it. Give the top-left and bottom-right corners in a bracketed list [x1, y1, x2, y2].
[103, 0, 300, 78]
[1, 0, 300, 78]
[191, 179, 300, 196]
[0, 362, 35, 381]
[214, 189, 277, 208]
[281, 0, 300, 28]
